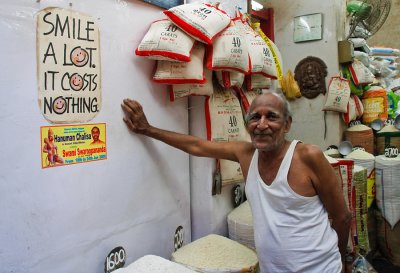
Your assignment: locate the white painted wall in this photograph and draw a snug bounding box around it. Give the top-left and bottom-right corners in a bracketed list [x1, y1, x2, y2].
[271, 0, 345, 148]
[0, 1, 191, 272]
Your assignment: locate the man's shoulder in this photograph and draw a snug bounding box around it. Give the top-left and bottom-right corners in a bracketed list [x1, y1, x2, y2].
[295, 142, 324, 160]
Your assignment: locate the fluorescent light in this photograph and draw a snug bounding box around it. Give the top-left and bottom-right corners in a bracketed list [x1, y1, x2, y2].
[252, 0, 263, 11]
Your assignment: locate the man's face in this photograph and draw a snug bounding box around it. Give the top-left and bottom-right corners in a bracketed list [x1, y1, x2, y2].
[246, 94, 291, 152]
[92, 128, 100, 141]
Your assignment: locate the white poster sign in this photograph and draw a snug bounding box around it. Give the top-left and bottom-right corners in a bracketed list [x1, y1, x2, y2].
[36, 7, 101, 123]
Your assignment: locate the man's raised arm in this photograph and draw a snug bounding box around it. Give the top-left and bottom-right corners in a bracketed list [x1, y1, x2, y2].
[121, 98, 242, 162]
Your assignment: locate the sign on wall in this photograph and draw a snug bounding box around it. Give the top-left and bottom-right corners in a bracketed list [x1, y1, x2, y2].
[36, 7, 101, 123]
[40, 123, 107, 168]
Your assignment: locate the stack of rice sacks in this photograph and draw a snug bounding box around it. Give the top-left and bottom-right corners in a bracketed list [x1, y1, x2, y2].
[227, 201, 255, 249]
[375, 155, 400, 266]
[345, 149, 376, 254]
[351, 165, 369, 255]
[171, 234, 258, 273]
[113, 255, 197, 273]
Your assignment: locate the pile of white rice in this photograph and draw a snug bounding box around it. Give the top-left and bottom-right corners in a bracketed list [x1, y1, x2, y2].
[171, 234, 258, 273]
[113, 255, 196, 273]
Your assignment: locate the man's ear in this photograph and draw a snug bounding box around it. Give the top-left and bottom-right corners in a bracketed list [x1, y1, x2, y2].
[285, 116, 292, 133]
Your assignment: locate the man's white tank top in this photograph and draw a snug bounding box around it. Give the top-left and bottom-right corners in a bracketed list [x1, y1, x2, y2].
[245, 140, 342, 273]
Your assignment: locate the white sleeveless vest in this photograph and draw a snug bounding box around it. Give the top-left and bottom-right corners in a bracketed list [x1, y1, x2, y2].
[245, 140, 342, 273]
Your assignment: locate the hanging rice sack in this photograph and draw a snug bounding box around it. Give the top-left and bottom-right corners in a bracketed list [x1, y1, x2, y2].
[245, 74, 272, 90]
[170, 67, 213, 101]
[227, 201, 255, 250]
[376, 209, 400, 266]
[342, 95, 364, 125]
[206, 19, 250, 74]
[205, 86, 248, 185]
[164, 3, 231, 45]
[352, 165, 370, 255]
[375, 155, 400, 229]
[236, 20, 277, 79]
[361, 88, 388, 124]
[171, 234, 258, 273]
[205, 85, 248, 141]
[344, 124, 374, 155]
[342, 65, 364, 96]
[237, 87, 259, 115]
[251, 22, 283, 81]
[337, 159, 357, 253]
[114, 255, 197, 273]
[345, 149, 375, 209]
[349, 59, 375, 86]
[215, 70, 245, 88]
[135, 19, 195, 62]
[375, 125, 400, 155]
[153, 43, 205, 84]
[323, 76, 351, 113]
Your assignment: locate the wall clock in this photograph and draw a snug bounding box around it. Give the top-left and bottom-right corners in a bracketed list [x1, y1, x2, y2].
[293, 13, 323, 43]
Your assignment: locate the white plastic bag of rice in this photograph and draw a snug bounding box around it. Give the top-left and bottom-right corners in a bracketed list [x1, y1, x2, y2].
[227, 201, 255, 249]
[375, 155, 400, 229]
[171, 234, 258, 273]
[345, 149, 375, 209]
[113, 255, 197, 273]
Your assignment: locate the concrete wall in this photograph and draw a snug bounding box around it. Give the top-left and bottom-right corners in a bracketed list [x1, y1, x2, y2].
[271, 0, 345, 149]
[368, 0, 400, 49]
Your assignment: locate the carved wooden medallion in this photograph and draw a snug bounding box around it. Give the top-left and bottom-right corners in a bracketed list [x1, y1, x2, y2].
[294, 56, 327, 99]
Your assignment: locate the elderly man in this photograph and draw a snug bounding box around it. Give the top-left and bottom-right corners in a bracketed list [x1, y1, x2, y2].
[121, 89, 351, 273]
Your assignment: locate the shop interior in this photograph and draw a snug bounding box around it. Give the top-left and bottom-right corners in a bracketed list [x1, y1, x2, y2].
[1, 0, 400, 272]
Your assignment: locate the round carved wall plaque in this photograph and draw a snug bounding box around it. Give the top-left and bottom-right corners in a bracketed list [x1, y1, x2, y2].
[294, 56, 327, 99]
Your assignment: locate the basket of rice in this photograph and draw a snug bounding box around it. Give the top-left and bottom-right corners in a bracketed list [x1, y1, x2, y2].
[171, 234, 258, 273]
[344, 124, 374, 154]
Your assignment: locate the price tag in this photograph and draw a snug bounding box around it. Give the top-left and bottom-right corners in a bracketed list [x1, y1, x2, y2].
[327, 145, 338, 150]
[352, 145, 365, 152]
[232, 184, 242, 208]
[174, 226, 184, 251]
[384, 145, 399, 158]
[104, 246, 126, 273]
[385, 118, 395, 126]
[349, 120, 361, 128]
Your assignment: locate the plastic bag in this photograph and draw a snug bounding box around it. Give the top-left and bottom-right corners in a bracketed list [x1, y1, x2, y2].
[281, 70, 301, 100]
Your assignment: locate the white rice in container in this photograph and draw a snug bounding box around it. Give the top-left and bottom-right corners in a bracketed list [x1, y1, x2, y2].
[346, 124, 371, 132]
[375, 155, 400, 229]
[113, 255, 197, 273]
[378, 125, 400, 133]
[324, 149, 341, 158]
[345, 149, 375, 209]
[171, 234, 258, 273]
[227, 201, 255, 249]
